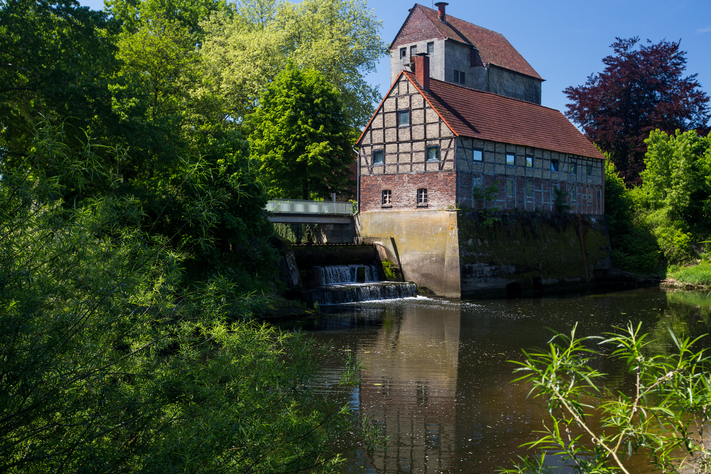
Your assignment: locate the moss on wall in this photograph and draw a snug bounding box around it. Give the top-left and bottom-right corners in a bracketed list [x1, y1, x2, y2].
[458, 211, 611, 296]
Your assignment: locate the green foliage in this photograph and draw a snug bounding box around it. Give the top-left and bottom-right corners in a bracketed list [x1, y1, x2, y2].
[604, 160, 660, 273]
[247, 63, 356, 200]
[0, 0, 119, 164]
[0, 155, 360, 474]
[630, 130, 711, 265]
[198, 0, 388, 128]
[503, 323, 711, 474]
[381, 259, 396, 281]
[553, 187, 571, 213]
[669, 262, 711, 286]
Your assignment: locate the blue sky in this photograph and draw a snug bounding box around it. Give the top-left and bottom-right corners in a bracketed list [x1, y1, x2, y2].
[79, 0, 711, 117]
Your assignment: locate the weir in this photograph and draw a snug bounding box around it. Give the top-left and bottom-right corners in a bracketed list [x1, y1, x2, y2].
[278, 244, 417, 305]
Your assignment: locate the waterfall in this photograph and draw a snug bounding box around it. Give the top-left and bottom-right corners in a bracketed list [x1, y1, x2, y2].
[309, 264, 417, 305]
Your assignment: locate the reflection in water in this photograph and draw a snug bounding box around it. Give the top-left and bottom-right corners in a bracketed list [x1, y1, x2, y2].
[297, 288, 711, 474]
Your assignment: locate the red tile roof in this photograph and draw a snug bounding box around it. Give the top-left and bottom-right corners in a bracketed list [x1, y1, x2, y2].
[392, 4, 543, 81]
[402, 71, 604, 160]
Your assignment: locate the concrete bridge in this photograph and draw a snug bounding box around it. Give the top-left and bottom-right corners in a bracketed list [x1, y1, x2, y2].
[265, 199, 354, 224]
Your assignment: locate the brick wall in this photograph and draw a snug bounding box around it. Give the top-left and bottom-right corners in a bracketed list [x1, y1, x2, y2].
[360, 172, 457, 212]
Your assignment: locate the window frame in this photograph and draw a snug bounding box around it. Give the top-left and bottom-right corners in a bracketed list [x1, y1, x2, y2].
[526, 181, 534, 199]
[506, 153, 516, 167]
[473, 149, 483, 162]
[417, 188, 428, 206]
[372, 149, 384, 165]
[382, 189, 392, 206]
[505, 179, 514, 198]
[426, 146, 440, 162]
[525, 156, 534, 168]
[570, 162, 577, 174]
[410, 45, 417, 57]
[551, 160, 559, 172]
[571, 187, 577, 203]
[397, 109, 410, 127]
[587, 165, 593, 176]
[427, 41, 434, 55]
[400, 47, 406, 59]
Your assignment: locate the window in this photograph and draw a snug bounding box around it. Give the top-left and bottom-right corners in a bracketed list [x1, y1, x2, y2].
[427, 146, 439, 162]
[400, 47, 406, 59]
[473, 149, 483, 162]
[571, 187, 577, 203]
[506, 180, 514, 197]
[372, 150, 384, 165]
[410, 45, 417, 57]
[551, 160, 559, 172]
[417, 188, 428, 206]
[526, 156, 534, 168]
[570, 163, 577, 174]
[382, 190, 392, 206]
[427, 41, 434, 55]
[397, 110, 410, 127]
[453, 70, 465, 84]
[472, 175, 482, 190]
[587, 165, 592, 176]
[506, 153, 515, 166]
[526, 181, 533, 198]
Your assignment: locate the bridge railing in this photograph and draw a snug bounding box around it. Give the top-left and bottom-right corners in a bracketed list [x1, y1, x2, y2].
[266, 199, 354, 215]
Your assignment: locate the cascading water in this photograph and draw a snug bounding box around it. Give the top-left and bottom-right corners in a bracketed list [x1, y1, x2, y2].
[309, 264, 417, 305]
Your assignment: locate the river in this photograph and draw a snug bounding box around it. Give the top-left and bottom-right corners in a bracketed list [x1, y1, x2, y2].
[283, 287, 711, 473]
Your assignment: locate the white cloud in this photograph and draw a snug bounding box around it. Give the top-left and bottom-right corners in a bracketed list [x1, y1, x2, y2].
[698, 26, 711, 33]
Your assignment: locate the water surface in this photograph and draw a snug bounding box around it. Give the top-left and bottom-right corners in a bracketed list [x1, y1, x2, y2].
[292, 288, 711, 473]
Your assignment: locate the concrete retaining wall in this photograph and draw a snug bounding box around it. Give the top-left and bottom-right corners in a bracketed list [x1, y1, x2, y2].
[357, 210, 461, 297]
[356, 209, 612, 298]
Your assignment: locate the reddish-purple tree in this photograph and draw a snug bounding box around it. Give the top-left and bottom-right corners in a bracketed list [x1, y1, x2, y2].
[564, 37, 710, 184]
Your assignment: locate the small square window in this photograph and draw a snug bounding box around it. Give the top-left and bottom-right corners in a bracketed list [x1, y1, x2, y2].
[526, 156, 533, 168]
[400, 48, 406, 59]
[453, 70, 465, 85]
[551, 160, 559, 172]
[587, 165, 592, 176]
[372, 150, 384, 165]
[427, 146, 439, 162]
[427, 42, 434, 55]
[382, 190, 392, 206]
[410, 45, 417, 57]
[571, 163, 577, 174]
[506, 153, 515, 166]
[473, 149, 483, 162]
[397, 110, 410, 127]
[506, 180, 514, 197]
[417, 188, 428, 206]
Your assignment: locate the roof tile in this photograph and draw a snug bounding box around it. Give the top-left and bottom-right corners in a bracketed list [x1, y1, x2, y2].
[404, 72, 604, 160]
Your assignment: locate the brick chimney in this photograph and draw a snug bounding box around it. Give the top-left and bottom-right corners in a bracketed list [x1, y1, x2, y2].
[413, 53, 430, 90]
[435, 2, 448, 22]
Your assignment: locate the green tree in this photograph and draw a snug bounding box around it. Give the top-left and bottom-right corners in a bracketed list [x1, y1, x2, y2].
[564, 38, 710, 184]
[0, 0, 119, 165]
[0, 128, 361, 473]
[631, 130, 711, 264]
[198, 0, 388, 128]
[247, 64, 356, 200]
[604, 160, 659, 273]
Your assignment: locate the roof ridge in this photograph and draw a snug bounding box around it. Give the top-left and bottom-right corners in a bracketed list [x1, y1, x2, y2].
[423, 75, 560, 113]
[414, 3, 506, 39]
